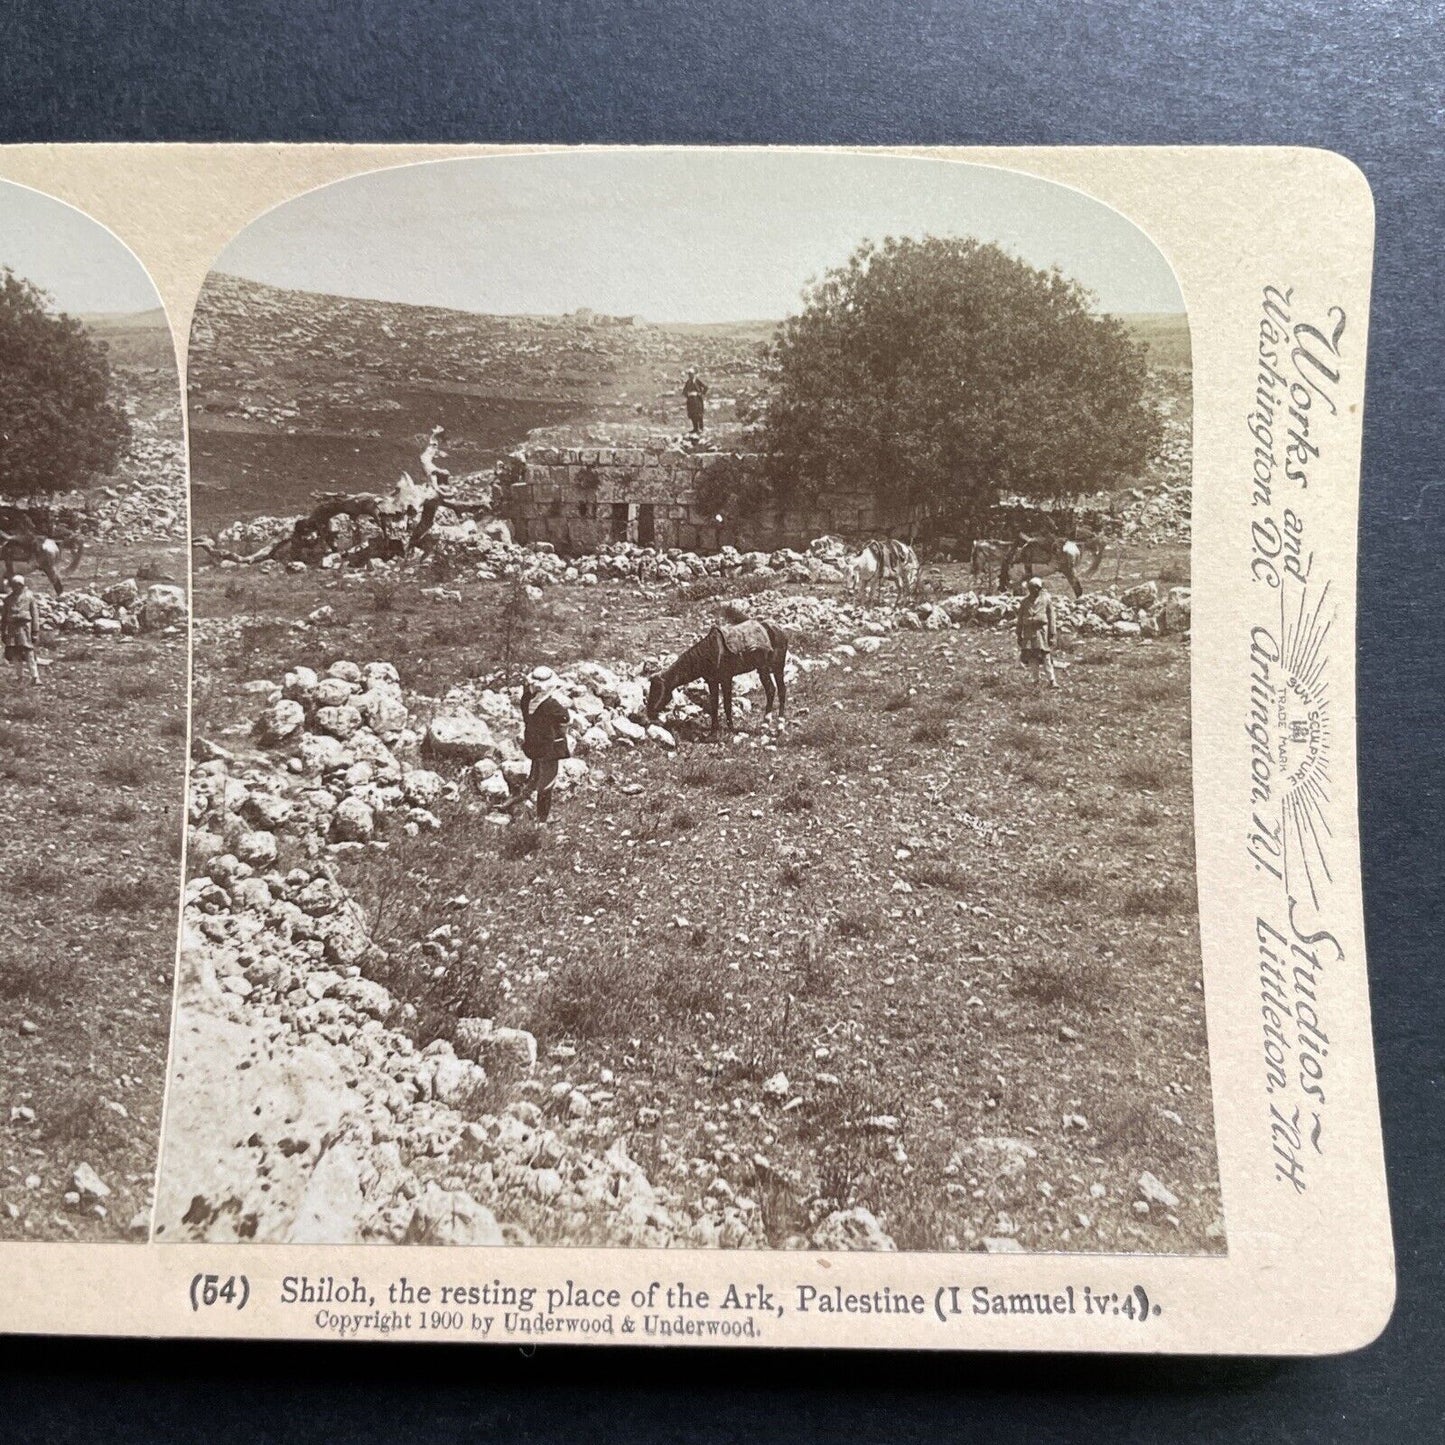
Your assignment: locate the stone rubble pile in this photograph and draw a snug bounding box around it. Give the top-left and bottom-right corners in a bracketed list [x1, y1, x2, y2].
[34, 580, 187, 638]
[92, 392, 189, 541]
[173, 645, 893, 1248]
[36, 381, 188, 543]
[203, 514, 850, 590]
[159, 913, 726, 1246]
[730, 580, 1192, 644]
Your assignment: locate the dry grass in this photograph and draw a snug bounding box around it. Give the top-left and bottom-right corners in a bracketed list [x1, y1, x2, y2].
[0, 559, 187, 1245]
[97, 749, 153, 787]
[191, 549, 1215, 1255]
[908, 859, 971, 894]
[909, 714, 950, 746]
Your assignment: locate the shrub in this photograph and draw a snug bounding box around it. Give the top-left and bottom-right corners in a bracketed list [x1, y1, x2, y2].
[908, 859, 970, 894]
[1093, 1099, 1181, 1158]
[909, 715, 949, 746]
[653, 951, 729, 1018]
[674, 573, 775, 604]
[777, 858, 809, 889]
[93, 876, 172, 913]
[12, 858, 61, 894]
[38, 1083, 112, 1146]
[775, 783, 814, 814]
[790, 711, 867, 771]
[1119, 758, 1169, 791]
[1015, 759, 1062, 789]
[999, 722, 1049, 755]
[834, 904, 880, 940]
[499, 820, 546, 861]
[530, 952, 648, 1043]
[1020, 699, 1061, 724]
[792, 930, 835, 997]
[1011, 956, 1113, 1007]
[1035, 863, 1093, 901]
[1135, 677, 1189, 703]
[1118, 877, 1196, 917]
[799, 1073, 892, 1211]
[97, 751, 151, 787]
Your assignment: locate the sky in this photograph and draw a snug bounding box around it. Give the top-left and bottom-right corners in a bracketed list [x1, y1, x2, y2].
[0, 180, 161, 316]
[216, 150, 1185, 323]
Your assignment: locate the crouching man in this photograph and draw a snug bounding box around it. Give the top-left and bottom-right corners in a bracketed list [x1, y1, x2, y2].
[503, 665, 572, 822]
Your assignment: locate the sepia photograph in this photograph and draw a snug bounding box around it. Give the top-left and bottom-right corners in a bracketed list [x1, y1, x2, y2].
[158, 149, 1217, 1255]
[0, 182, 189, 1240]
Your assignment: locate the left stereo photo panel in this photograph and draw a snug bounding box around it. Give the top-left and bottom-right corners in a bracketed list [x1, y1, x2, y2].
[0, 182, 189, 1241]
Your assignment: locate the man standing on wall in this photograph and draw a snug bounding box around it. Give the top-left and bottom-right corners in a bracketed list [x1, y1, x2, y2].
[682, 366, 709, 435]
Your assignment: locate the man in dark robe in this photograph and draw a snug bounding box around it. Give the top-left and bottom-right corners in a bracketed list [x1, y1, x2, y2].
[682, 367, 709, 434]
[504, 665, 572, 822]
[1015, 576, 1060, 688]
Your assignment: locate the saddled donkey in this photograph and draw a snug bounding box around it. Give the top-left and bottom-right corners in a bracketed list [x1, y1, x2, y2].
[845, 539, 919, 605]
[0, 529, 84, 596]
[646, 619, 789, 733]
[997, 532, 1105, 598]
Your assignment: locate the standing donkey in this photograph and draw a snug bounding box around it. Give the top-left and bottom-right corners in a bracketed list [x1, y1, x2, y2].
[844, 539, 919, 605]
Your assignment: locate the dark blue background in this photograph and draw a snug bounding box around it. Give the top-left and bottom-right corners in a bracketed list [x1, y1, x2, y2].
[1, 2, 1439, 1439]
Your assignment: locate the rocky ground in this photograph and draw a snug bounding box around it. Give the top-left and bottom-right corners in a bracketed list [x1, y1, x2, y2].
[0, 323, 190, 1242]
[0, 543, 188, 1241]
[162, 541, 1220, 1253]
[35, 328, 189, 545]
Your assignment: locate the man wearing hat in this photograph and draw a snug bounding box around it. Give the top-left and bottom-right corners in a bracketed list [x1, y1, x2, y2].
[504, 666, 573, 822]
[1015, 575, 1060, 688]
[682, 367, 709, 435]
[2, 573, 42, 686]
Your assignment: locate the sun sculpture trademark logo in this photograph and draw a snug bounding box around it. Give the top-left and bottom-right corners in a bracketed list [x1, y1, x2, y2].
[1276, 579, 1334, 908]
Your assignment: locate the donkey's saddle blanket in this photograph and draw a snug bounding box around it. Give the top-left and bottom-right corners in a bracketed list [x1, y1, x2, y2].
[714, 620, 772, 656]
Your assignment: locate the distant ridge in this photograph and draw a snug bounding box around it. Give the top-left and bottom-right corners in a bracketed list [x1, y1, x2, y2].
[77, 307, 169, 330]
[1117, 312, 1191, 368]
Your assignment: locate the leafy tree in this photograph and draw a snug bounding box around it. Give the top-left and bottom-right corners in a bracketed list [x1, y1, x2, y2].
[0, 268, 131, 497]
[759, 236, 1164, 534]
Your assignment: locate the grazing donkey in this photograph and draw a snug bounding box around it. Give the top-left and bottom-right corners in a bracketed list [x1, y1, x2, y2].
[646, 619, 789, 733]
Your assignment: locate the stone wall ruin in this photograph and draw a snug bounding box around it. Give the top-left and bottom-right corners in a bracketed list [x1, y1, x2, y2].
[501, 443, 884, 555]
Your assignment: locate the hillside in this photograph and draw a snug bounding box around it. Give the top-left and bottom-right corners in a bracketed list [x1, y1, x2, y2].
[79, 309, 176, 371]
[187, 274, 1190, 529]
[1119, 313, 1191, 370]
